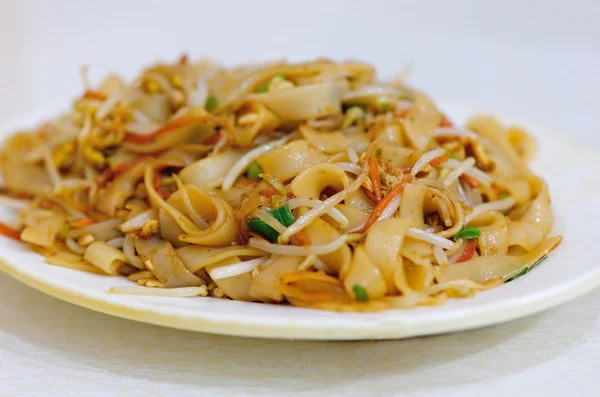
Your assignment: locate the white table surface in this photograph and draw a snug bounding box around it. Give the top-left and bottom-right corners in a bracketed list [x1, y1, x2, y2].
[0, 1, 599, 396]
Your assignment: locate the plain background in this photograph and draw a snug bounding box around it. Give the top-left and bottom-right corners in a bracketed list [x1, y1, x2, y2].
[0, 0, 599, 396]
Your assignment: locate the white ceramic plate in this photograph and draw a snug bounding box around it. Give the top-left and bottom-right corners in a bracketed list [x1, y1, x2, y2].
[1, 101, 598, 340]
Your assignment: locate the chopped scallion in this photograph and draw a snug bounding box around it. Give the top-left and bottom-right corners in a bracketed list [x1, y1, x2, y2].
[453, 226, 481, 241]
[246, 204, 295, 242]
[247, 219, 280, 242]
[269, 203, 295, 227]
[246, 160, 264, 180]
[352, 284, 370, 302]
[505, 254, 548, 283]
[256, 74, 285, 93]
[204, 96, 218, 111]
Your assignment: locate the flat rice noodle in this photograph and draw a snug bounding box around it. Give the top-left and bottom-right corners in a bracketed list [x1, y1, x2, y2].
[300, 215, 351, 275]
[299, 125, 350, 154]
[344, 184, 376, 212]
[246, 81, 348, 121]
[509, 183, 553, 236]
[506, 125, 536, 162]
[0, 133, 53, 195]
[248, 255, 303, 303]
[371, 121, 404, 146]
[123, 116, 224, 154]
[400, 237, 434, 290]
[399, 183, 426, 228]
[378, 146, 418, 168]
[97, 160, 147, 216]
[404, 259, 432, 291]
[159, 208, 188, 248]
[402, 94, 442, 150]
[233, 101, 280, 146]
[290, 162, 350, 199]
[470, 211, 508, 256]
[257, 140, 328, 181]
[280, 271, 347, 304]
[364, 218, 410, 294]
[44, 243, 105, 274]
[130, 93, 170, 122]
[342, 245, 387, 300]
[156, 182, 238, 246]
[84, 241, 127, 275]
[494, 177, 532, 205]
[345, 130, 370, 154]
[466, 116, 535, 182]
[176, 245, 267, 273]
[440, 235, 562, 283]
[335, 204, 369, 231]
[134, 237, 205, 287]
[507, 220, 545, 252]
[20, 208, 66, 248]
[206, 256, 254, 301]
[179, 150, 244, 190]
[218, 61, 372, 110]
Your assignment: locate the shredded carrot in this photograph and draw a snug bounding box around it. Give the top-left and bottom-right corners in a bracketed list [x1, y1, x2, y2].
[460, 174, 480, 187]
[38, 199, 55, 209]
[457, 239, 476, 262]
[440, 115, 453, 127]
[202, 130, 222, 145]
[362, 186, 379, 203]
[97, 159, 139, 188]
[82, 90, 108, 101]
[157, 187, 172, 200]
[124, 116, 225, 144]
[368, 156, 382, 202]
[263, 185, 279, 198]
[358, 178, 412, 233]
[429, 154, 449, 167]
[71, 218, 96, 228]
[0, 222, 21, 240]
[401, 155, 448, 175]
[290, 231, 312, 247]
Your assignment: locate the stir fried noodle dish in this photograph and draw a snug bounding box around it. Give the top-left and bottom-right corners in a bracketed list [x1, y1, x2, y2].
[0, 57, 562, 311]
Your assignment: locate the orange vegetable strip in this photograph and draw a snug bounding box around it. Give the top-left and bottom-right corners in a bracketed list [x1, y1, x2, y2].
[460, 174, 480, 187]
[429, 154, 449, 167]
[456, 239, 476, 262]
[290, 231, 312, 247]
[82, 90, 108, 101]
[357, 178, 412, 233]
[0, 222, 21, 240]
[71, 218, 96, 228]
[368, 156, 382, 202]
[124, 116, 216, 144]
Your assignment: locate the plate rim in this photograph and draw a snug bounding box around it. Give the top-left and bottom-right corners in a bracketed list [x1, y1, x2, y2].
[1, 100, 599, 340]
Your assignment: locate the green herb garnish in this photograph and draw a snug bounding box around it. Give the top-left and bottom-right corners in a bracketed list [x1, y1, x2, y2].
[204, 96, 218, 111]
[247, 219, 280, 242]
[505, 267, 529, 283]
[246, 204, 295, 242]
[505, 254, 548, 283]
[499, 194, 508, 200]
[246, 160, 264, 180]
[352, 284, 370, 302]
[269, 203, 295, 227]
[453, 226, 481, 241]
[256, 74, 285, 93]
